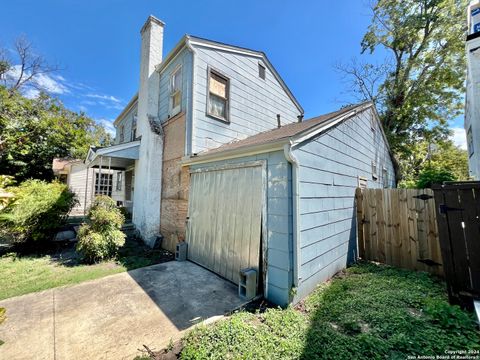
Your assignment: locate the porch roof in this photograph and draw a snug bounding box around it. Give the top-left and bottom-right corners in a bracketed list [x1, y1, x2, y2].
[86, 140, 140, 170]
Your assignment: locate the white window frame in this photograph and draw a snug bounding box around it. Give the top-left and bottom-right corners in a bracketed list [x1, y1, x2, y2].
[169, 65, 182, 117]
[206, 67, 230, 123]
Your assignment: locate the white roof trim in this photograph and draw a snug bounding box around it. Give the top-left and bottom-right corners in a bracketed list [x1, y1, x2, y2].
[182, 103, 384, 166]
[86, 140, 141, 165]
[113, 94, 138, 126]
[181, 140, 287, 166]
[187, 36, 304, 114]
[155, 35, 304, 114]
[290, 103, 373, 147]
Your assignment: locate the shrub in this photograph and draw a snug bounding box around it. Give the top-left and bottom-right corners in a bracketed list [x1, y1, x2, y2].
[0, 180, 76, 243]
[416, 167, 455, 189]
[76, 196, 126, 263]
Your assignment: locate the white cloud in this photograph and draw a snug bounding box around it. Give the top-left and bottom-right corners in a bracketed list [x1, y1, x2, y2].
[33, 72, 69, 94]
[450, 127, 467, 150]
[23, 88, 40, 99]
[86, 93, 122, 103]
[97, 118, 116, 136]
[6, 65, 69, 95]
[78, 105, 88, 113]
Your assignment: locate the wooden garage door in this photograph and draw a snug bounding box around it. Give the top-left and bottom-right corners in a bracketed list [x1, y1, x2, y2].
[186, 163, 264, 284]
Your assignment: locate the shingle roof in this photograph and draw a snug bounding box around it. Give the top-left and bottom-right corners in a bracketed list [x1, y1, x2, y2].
[195, 102, 370, 157]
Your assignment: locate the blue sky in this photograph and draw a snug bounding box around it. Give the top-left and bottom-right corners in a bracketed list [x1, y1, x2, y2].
[1, 0, 466, 147]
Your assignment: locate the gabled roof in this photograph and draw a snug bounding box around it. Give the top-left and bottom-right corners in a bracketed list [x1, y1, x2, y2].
[185, 102, 372, 163]
[113, 93, 138, 126]
[155, 34, 304, 115]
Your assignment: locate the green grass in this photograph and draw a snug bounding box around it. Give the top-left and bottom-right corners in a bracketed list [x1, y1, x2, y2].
[0, 238, 173, 300]
[181, 262, 480, 360]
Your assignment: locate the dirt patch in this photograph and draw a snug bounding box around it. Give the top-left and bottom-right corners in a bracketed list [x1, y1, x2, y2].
[138, 341, 183, 360]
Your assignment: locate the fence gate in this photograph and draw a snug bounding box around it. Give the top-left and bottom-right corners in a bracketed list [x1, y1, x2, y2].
[432, 182, 480, 309]
[356, 188, 443, 276]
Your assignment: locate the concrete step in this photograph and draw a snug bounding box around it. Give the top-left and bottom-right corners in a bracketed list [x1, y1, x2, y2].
[121, 223, 138, 238]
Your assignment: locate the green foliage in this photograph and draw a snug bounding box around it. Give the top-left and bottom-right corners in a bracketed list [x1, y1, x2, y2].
[416, 167, 455, 188]
[0, 86, 112, 182]
[345, 0, 468, 180]
[180, 262, 480, 359]
[76, 196, 126, 263]
[0, 175, 15, 188]
[398, 138, 469, 187]
[0, 180, 76, 243]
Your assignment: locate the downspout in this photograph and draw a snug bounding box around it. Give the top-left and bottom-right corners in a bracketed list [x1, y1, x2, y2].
[283, 140, 301, 300]
[185, 37, 196, 156]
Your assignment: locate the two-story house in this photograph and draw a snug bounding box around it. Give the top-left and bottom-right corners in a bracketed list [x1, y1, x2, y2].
[466, 0, 480, 179]
[84, 16, 395, 306]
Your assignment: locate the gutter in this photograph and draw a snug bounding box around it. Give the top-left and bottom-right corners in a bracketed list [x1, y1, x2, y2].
[283, 141, 300, 293]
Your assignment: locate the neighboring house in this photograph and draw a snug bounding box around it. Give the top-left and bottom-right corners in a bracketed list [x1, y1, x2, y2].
[84, 15, 395, 306]
[466, 0, 480, 179]
[52, 158, 127, 215]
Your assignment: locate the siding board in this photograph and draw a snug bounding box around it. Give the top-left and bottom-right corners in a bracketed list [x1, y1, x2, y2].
[294, 107, 395, 301]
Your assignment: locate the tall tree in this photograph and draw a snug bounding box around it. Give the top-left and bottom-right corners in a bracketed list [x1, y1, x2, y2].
[338, 0, 467, 179]
[0, 86, 111, 182]
[0, 36, 60, 95]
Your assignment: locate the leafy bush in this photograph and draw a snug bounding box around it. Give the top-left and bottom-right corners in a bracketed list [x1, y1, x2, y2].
[416, 167, 455, 189]
[0, 180, 76, 243]
[76, 196, 126, 263]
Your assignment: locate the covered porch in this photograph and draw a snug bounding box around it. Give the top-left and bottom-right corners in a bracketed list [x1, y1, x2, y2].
[84, 140, 140, 216]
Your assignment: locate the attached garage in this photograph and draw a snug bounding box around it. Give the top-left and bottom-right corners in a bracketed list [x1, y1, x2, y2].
[187, 162, 266, 285]
[182, 103, 395, 306]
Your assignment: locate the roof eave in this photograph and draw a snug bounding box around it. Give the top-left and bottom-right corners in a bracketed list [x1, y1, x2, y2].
[181, 138, 289, 166]
[113, 94, 138, 126]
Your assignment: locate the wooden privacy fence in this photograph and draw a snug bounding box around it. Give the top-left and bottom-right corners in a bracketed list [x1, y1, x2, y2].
[432, 182, 480, 309]
[356, 188, 443, 276]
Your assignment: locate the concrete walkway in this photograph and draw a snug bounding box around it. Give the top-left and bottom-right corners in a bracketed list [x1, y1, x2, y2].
[0, 261, 244, 360]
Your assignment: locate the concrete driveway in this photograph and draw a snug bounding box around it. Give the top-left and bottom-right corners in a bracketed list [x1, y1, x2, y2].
[0, 261, 245, 360]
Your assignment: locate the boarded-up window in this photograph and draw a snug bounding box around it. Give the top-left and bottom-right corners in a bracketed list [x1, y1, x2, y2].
[207, 69, 229, 122]
[170, 66, 182, 116]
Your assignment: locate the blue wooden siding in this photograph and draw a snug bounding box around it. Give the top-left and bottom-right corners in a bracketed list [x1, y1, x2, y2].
[293, 108, 395, 301]
[115, 103, 138, 144]
[158, 48, 193, 123]
[191, 45, 301, 153]
[189, 150, 293, 306]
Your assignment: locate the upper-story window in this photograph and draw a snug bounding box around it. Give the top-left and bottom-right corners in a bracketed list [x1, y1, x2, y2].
[170, 66, 182, 117]
[119, 125, 125, 143]
[131, 115, 137, 141]
[207, 68, 229, 122]
[467, 126, 474, 157]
